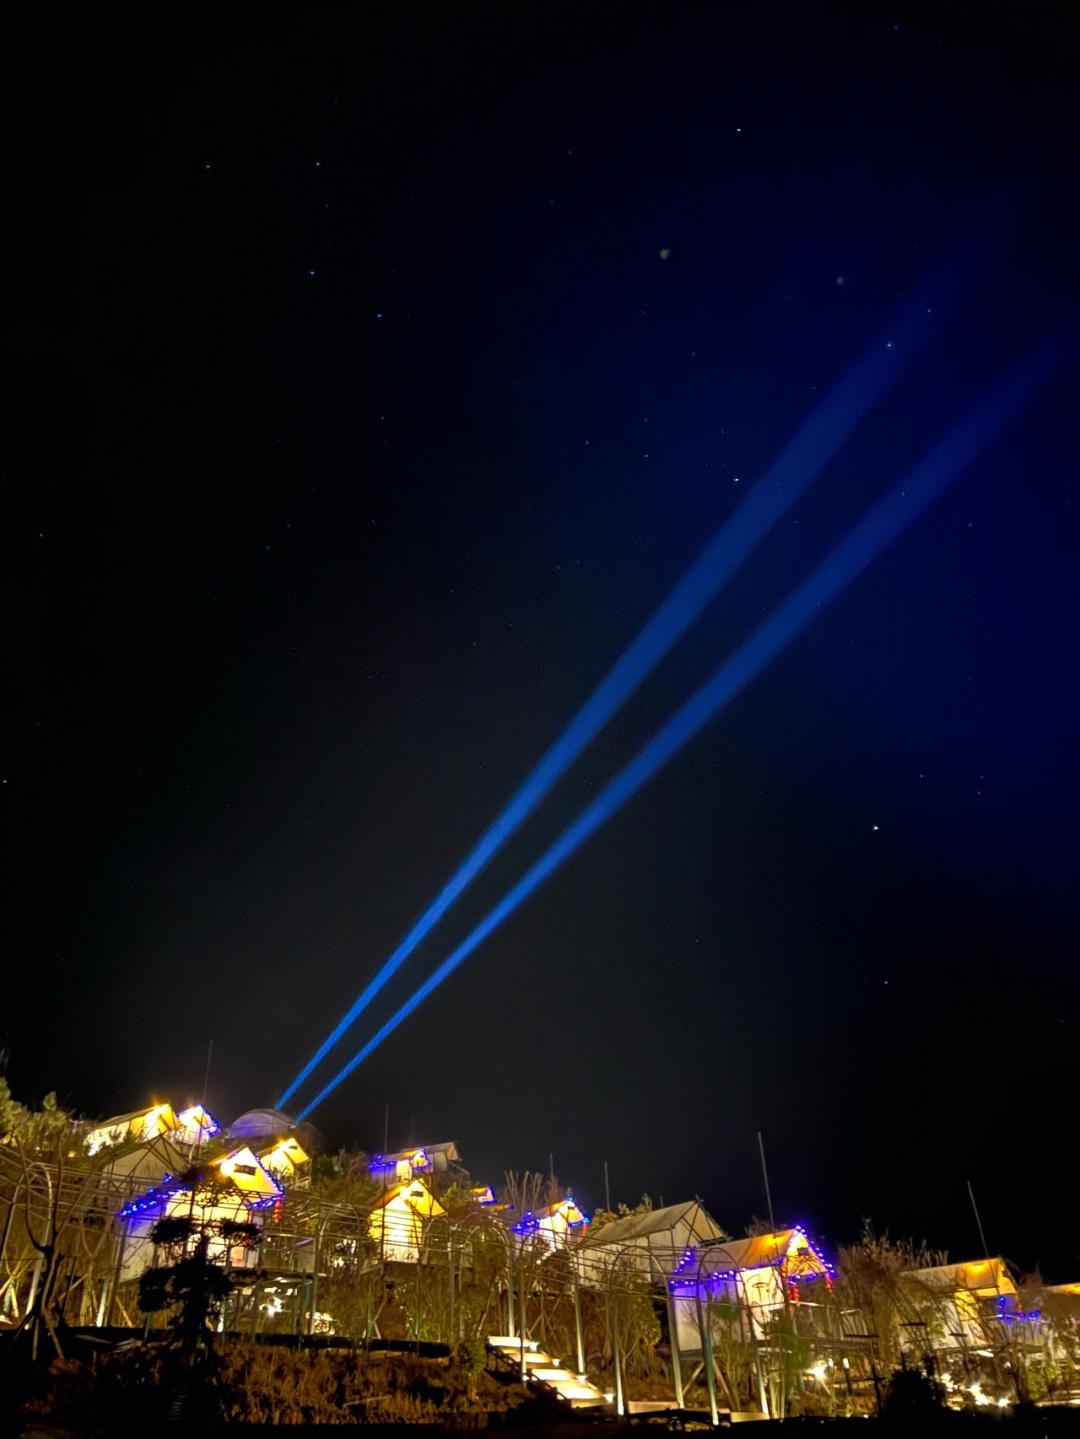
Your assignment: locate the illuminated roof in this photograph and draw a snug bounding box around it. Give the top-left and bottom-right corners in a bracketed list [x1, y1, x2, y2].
[259, 1136, 310, 1172]
[904, 1257, 1016, 1298]
[213, 1146, 282, 1201]
[85, 1103, 181, 1153]
[696, 1229, 831, 1276]
[536, 1198, 587, 1226]
[370, 1178, 446, 1217]
[87, 1103, 178, 1132]
[176, 1104, 220, 1136]
[370, 1141, 459, 1168]
[117, 1147, 281, 1221]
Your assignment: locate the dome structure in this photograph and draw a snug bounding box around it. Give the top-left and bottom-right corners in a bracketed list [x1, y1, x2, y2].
[228, 1107, 296, 1140]
[227, 1107, 321, 1152]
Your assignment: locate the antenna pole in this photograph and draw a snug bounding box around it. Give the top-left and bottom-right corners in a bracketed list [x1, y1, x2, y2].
[967, 1179, 991, 1260]
[195, 1040, 213, 1160]
[757, 1131, 776, 1231]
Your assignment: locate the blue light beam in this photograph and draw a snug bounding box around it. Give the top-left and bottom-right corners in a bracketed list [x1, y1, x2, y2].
[295, 335, 1069, 1119]
[277, 250, 985, 1110]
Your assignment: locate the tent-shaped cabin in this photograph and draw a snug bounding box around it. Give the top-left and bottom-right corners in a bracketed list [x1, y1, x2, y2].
[671, 1227, 835, 1351]
[259, 1135, 311, 1188]
[115, 1155, 282, 1283]
[368, 1177, 447, 1264]
[212, 1146, 283, 1204]
[515, 1197, 588, 1252]
[898, 1257, 1019, 1353]
[369, 1142, 464, 1185]
[85, 1103, 180, 1156]
[95, 1134, 190, 1185]
[574, 1200, 725, 1289]
[174, 1104, 220, 1149]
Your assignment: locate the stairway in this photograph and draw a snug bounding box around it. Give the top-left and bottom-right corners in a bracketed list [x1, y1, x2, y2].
[487, 1335, 609, 1409]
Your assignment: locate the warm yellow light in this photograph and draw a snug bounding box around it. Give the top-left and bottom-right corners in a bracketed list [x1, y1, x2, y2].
[220, 1157, 235, 1176]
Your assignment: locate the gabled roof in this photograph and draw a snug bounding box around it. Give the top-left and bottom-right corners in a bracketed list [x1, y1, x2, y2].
[116, 1155, 281, 1222]
[260, 1135, 309, 1169]
[582, 1200, 725, 1247]
[691, 1228, 834, 1278]
[372, 1141, 459, 1166]
[175, 1104, 220, 1139]
[213, 1146, 283, 1202]
[903, 1257, 1016, 1297]
[535, 1198, 587, 1225]
[88, 1109, 154, 1130]
[85, 1104, 181, 1154]
[86, 1103, 179, 1135]
[100, 1134, 190, 1182]
[370, 1177, 446, 1217]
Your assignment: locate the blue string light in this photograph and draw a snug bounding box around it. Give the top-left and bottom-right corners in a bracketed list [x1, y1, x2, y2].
[670, 1226, 836, 1292]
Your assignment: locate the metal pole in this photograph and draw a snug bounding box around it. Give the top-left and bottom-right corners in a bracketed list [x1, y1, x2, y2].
[573, 1267, 585, 1378]
[610, 1288, 624, 1416]
[309, 1226, 321, 1337]
[757, 1132, 776, 1232]
[701, 1295, 719, 1427]
[967, 1180, 991, 1260]
[0, 1179, 24, 1269]
[604, 1161, 611, 1213]
[380, 1103, 389, 1271]
[742, 1274, 769, 1417]
[447, 1231, 455, 1342]
[104, 1218, 129, 1327]
[666, 1286, 684, 1410]
[519, 1262, 527, 1381]
[195, 1040, 213, 1161]
[506, 1233, 515, 1339]
[26, 1252, 45, 1317]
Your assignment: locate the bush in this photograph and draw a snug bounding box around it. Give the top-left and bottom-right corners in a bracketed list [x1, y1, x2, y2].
[880, 1358, 945, 1419]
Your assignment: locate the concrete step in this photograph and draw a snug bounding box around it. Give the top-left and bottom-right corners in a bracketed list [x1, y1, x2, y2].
[491, 1348, 553, 1368]
[487, 1336, 607, 1408]
[530, 1368, 609, 1406]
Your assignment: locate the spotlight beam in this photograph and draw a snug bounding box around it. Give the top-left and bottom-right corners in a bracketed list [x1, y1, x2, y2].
[295, 335, 1068, 1120]
[276, 252, 980, 1110]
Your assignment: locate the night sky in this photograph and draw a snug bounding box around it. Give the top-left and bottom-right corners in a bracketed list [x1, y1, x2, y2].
[8, 8, 1078, 1277]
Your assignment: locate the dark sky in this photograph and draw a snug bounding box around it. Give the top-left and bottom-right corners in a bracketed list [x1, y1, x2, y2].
[8, 7, 1078, 1278]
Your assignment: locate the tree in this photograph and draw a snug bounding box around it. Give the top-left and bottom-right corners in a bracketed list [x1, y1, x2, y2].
[880, 1356, 945, 1418]
[136, 1167, 259, 1346]
[587, 1193, 654, 1236]
[1, 1091, 114, 1361]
